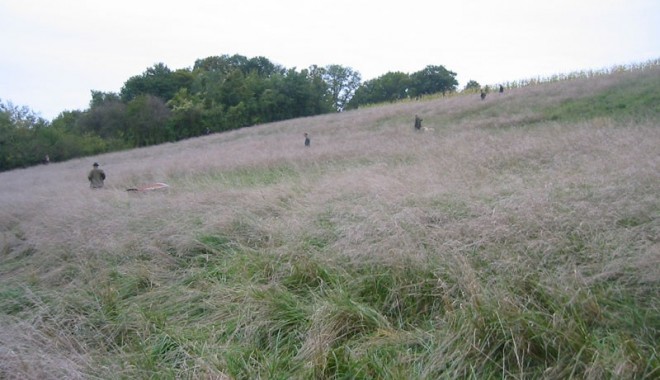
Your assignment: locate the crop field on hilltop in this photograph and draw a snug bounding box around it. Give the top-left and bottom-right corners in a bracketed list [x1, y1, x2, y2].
[1, 65, 659, 379]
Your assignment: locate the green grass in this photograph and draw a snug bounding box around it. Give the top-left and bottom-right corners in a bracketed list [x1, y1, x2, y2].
[57, 236, 654, 378]
[1, 62, 658, 379]
[545, 71, 660, 122]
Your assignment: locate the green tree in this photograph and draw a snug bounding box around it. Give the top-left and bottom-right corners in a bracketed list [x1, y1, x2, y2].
[90, 90, 121, 108]
[50, 110, 112, 160]
[167, 88, 209, 139]
[193, 54, 254, 75]
[125, 95, 172, 146]
[409, 65, 458, 97]
[245, 56, 283, 76]
[219, 69, 250, 107]
[120, 63, 192, 103]
[0, 101, 17, 170]
[464, 80, 481, 92]
[322, 64, 362, 111]
[280, 68, 327, 118]
[76, 97, 127, 140]
[258, 87, 285, 122]
[0, 99, 50, 171]
[347, 72, 410, 109]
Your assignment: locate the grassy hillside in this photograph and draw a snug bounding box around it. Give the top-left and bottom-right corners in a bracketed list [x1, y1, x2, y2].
[1, 64, 658, 379]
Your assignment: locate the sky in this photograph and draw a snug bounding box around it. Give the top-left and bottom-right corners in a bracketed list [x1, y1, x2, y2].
[1, 0, 658, 120]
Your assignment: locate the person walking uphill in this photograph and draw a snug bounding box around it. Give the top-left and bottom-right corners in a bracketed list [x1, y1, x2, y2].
[304, 133, 311, 147]
[88, 162, 106, 188]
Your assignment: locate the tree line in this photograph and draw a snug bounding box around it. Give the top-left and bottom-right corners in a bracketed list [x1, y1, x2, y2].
[0, 54, 459, 172]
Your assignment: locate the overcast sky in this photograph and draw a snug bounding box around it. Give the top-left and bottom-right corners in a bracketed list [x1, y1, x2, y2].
[1, 0, 658, 120]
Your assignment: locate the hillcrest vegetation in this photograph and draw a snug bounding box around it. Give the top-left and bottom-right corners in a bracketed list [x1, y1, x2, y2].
[0, 62, 658, 379]
[1, 54, 459, 173]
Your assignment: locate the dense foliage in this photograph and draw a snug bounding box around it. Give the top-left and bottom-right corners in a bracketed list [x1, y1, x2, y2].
[0, 101, 118, 171]
[1, 54, 460, 172]
[346, 65, 458, 108]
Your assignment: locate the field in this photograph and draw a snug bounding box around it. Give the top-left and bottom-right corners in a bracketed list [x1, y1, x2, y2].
[1, 64, 659, 379]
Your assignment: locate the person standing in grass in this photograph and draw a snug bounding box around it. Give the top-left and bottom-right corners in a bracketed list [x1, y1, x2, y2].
[414, 115, 423, 130]
[304, 133, 311, 147]
[88, 162, 106, 189]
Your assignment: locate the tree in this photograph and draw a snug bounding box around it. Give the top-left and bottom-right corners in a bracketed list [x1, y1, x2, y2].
[304, 65, 334, 114]
[77, 97, 127, 139]
[218, 69, 250, 107]
[464, 80, 481, 92]
[346, 71, 411, 109]
[49, 110, 107, 161]
[120, 63, 192, 103]
[193, 54, 251, 75]
[167, 88, 208, 139]
[125, 95, 172, 146]
[322, 65, 362, 111]
[280, 68, 332, 118]
[50, 110, 83, 134]
[0, 99, 52, 170]
[245, 56, 283, 77]
[0, 99, 48, 130]
[90, 90, 121, 108]
[409, 65, 458, 97]
[0, 100, 18, 170]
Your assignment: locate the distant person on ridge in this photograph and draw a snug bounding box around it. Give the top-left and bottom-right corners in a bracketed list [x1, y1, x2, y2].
[304, 133, 310, 147]
[414, 115, 423, 130]
[88, 162, 106, 189]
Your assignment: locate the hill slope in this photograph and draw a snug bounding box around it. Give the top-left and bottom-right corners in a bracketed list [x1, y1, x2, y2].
[1, 65, 659, 379]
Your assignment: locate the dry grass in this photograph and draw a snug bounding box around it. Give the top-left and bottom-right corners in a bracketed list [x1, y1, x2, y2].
[1, 65, 658, 379]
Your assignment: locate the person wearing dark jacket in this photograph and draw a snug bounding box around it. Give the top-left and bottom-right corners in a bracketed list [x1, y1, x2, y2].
[88, 162, 106, 188]
[414, 115, 423, 130]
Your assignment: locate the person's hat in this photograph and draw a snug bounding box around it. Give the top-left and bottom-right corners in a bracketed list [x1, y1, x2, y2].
[93, 162, 99, 167]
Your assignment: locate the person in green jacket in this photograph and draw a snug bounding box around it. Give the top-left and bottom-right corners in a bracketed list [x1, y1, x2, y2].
[88, 162, 106, 188]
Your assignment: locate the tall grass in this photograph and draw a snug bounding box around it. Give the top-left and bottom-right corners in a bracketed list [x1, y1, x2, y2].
[1, 63, 659, 379]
